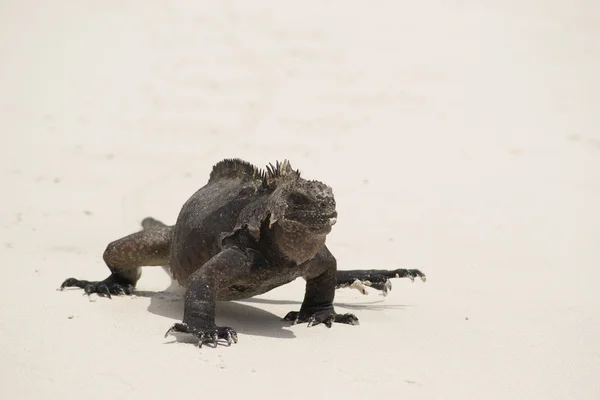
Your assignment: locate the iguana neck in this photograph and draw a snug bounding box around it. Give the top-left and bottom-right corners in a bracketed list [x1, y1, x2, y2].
[271, 220, 327, 265]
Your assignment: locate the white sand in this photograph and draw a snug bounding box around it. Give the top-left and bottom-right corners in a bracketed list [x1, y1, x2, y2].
[1, 1, 599, 399]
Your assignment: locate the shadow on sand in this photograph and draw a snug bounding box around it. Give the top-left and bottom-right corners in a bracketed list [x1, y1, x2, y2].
[137, 285, 297, 340]
[135, 279, 411, 344]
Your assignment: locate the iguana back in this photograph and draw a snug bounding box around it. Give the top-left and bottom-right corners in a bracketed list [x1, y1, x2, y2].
[169, 159, 265, 285]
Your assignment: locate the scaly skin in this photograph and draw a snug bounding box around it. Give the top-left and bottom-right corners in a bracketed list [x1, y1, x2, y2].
[60, 159, 426, 348]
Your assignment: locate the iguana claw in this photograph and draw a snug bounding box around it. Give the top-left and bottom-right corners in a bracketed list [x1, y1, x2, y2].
[165, 322, 238, 347]
[60, 277, 134, 298]
[283, 310, 359, 327]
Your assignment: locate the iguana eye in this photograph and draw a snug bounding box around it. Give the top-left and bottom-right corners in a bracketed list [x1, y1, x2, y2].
[289, 193, 312, 205]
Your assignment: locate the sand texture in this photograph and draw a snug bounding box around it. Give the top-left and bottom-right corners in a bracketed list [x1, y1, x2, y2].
[1, 1, 599, 399]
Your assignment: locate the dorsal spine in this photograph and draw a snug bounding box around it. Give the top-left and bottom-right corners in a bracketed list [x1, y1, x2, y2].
[209, 158, 301, 186]
[209, 158, 265, 183]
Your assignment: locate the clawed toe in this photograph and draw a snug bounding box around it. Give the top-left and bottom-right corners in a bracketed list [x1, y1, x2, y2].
[396, 269, 426, 282]
[352, 277, 393, 295]
[60, 278, 81, 289]
[165, 323, 238, 348]
[347, 268, 427, 296]
[284, 310, 359, 328]
[222, 328, 237, 346]
[307, 313, 335, 328]
[283, 311, 300, 323]
[60, 277, 134, 298]
[334, 313, 359, 325]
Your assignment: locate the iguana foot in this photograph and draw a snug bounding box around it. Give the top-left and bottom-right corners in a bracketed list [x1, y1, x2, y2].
[60, 276, 134, 299]
[164, 322, 238, 348]
[348, 278, 393, 295]
[394, 268, 427, 282]
[283, 310, 359, 327]
[337, 268, 426, 295]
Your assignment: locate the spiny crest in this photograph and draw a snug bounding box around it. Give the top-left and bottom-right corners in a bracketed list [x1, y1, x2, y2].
[264, 160, 301, 187]
[209, 158, 266, 183]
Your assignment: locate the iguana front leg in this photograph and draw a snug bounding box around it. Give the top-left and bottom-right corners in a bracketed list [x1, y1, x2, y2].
[336, 268, 426, 295]
[164, 247, 251, 347]
[284, 247, 358, 327]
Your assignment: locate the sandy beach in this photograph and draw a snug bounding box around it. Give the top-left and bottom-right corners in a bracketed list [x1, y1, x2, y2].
[1, 1, 599, 399]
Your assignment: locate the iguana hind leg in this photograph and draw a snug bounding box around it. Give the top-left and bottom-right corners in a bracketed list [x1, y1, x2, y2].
[336, 268, 426, 295]
[60, 217, 173, 298]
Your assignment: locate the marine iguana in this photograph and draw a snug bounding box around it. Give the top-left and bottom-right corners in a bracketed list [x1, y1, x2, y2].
[60, 159, 425, 347]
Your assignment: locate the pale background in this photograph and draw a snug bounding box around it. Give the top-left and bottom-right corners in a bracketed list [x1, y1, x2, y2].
[1, 1, 599, 399]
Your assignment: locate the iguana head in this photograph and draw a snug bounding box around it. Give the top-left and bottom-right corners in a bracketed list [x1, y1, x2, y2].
[278, 179, 337, 232]
[265, 161, 337, 235]
[226, 159, 337, 264]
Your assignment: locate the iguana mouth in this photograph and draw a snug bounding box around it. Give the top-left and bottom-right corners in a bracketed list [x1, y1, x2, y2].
[286, 210, 337, 227]
[324, 211, 337, 226]
[318, 211, 338, 226]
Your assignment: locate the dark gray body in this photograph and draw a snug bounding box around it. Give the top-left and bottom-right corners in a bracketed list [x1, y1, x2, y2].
[169, 177, 258, 292]
[61, 159, 426, 347]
